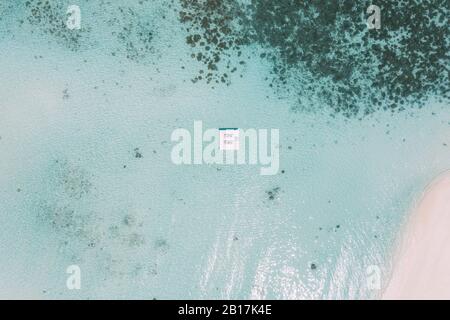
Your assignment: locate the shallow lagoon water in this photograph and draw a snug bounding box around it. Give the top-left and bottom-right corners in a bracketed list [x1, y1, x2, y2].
[0, 1, 449, 299]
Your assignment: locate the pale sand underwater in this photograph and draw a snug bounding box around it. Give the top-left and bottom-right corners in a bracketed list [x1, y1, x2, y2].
[384, 171, 450, 299]
[0, 1, 449, 299]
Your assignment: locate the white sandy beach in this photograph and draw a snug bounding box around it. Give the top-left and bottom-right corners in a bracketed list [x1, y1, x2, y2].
[383, 171, 450, 299]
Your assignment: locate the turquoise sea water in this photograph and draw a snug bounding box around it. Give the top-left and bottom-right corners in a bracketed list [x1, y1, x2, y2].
[0, 1, 449, 299]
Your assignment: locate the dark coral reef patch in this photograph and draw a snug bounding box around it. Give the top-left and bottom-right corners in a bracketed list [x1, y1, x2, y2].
[179, 0, 449, 116]
[179, 0, 250, 85]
